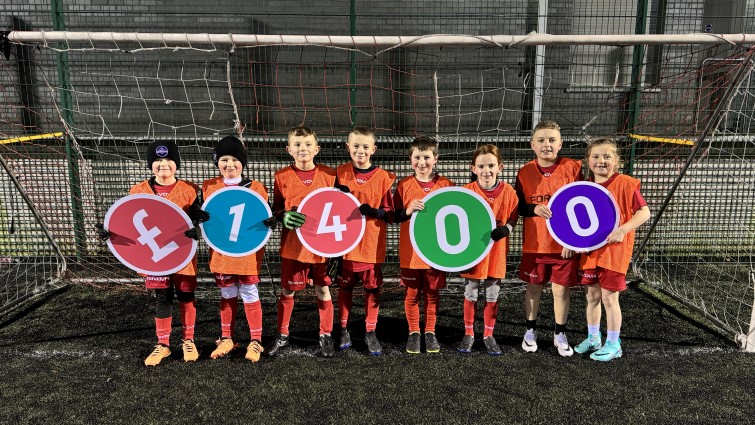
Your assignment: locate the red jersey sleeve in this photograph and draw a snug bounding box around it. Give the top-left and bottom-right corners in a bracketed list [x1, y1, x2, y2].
[380, 186, 394, 222]
[632, 184, 647, 212]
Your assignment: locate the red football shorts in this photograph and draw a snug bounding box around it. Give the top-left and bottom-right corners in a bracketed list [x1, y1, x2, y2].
[399, 268, 447, 291]
[337, 264, 383, 290]
[213, 273, 260, 287]
[144, 274, 197, 292]
[578, 267, 627, 292]
[518, 253, 579, 287]
[280, 258, 331, 291]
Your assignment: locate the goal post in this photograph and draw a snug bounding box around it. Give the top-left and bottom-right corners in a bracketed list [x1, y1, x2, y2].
[7, 31, 755, 47]
[0, 136, 67, 314]
[1, 30, 754, 349]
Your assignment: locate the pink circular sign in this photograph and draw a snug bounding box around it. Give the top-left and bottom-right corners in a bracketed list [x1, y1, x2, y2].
[104, 194, 197, 276]
[296, 188, 365, 257]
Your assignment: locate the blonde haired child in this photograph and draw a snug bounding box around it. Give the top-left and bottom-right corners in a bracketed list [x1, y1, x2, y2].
[574, 138, 650, 361]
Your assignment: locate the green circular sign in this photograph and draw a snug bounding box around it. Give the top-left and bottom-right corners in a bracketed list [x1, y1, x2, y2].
[409, 187, 495, 272]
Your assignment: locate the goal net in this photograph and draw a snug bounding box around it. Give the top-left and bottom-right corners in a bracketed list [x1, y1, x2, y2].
[1, 31, 753, 348]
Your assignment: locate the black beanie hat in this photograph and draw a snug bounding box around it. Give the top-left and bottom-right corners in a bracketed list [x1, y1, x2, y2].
[146, 141, 181, 170]
[213, 136, 247, 168]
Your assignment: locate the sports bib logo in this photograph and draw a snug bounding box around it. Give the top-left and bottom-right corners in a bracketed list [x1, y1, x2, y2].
[104, 194, 196, 276]
[410, 187, 495, 272]
[296, 188, 365, 257]
[546, 181, 620, 251]
[200, 186, 272, 257]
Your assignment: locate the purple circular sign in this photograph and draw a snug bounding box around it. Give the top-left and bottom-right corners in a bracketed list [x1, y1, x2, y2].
[546, 181, 619, 252]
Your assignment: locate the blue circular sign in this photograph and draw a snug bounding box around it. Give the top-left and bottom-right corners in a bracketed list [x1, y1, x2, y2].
[546, 181, 619, 252]
[200, 186, 272, 257]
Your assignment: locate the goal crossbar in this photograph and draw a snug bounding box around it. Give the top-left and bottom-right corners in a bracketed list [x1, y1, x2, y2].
[6, 31, 755, 48]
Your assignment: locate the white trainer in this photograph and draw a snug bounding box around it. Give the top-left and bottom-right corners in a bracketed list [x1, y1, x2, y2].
[521, 330, 538, 353]
[553, 332, 574, 357]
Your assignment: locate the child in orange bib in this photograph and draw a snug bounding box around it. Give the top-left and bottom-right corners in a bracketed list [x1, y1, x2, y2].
[265, 126, 339, 358]
[393, 136, 454, 354]
[97, 141, 206, 366]
[515, 120, 583, 357]
[458, 144, 518, 356]
[335, 127, 395, 355]
[203, 135, 275, 363]
[574, 138, 650, 362]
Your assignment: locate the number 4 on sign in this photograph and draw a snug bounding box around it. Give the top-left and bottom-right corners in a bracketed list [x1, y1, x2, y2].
[318, 202, 347, 241]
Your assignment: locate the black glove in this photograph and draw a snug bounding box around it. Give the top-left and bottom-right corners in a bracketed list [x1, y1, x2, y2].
[359, 203, 385, 219]
[490, 225, 510, 242]
[334, 184, 350, 193]
[184, 227, 200, 240]
[95, 223, 110, 241]
[393, 208, 411, 224]
[263, 216, 277, 229]
[188, 203, 210, 223]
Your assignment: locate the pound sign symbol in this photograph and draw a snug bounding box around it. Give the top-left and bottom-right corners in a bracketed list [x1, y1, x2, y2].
[134, 209, 179, 262]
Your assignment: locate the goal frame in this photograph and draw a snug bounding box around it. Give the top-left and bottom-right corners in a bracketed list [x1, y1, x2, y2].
[2, 30, 754, 351]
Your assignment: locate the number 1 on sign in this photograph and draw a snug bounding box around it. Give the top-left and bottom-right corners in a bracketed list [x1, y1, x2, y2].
[318, 202, 347, 241]
[228, 203, 245, 242]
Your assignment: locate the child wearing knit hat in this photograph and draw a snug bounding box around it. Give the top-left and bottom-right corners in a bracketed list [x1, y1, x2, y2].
[99, 140, 207, 366]
[203, 135, 276, 362]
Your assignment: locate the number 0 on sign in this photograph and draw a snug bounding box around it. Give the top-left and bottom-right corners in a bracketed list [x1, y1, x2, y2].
[410, 187, 496, 272]
[296, 188, 365, 257]
[546, 181, 620, 252]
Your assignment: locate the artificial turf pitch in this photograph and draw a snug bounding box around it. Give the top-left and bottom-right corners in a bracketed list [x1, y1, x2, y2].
[1, 283, 753, 424]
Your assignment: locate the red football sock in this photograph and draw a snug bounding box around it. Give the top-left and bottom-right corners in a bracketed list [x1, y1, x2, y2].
[178, 300, 196, 340]
[364, 290, 380, 332]
[483, 301, 499, 338]
[219, 297, 238, 339]
[424, 288, 439, 334]
[243, 300, 263, 341]
[404, 286, 421, 333]
[155, 317, 172, 346]
[277, 294, 294, 335]
[317, 299, 334, 335]
[463, 299, 476, 336]
[338, 288, 353, 328]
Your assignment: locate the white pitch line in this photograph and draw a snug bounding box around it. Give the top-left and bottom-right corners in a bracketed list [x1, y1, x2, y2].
[1, 347, 124, 359]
